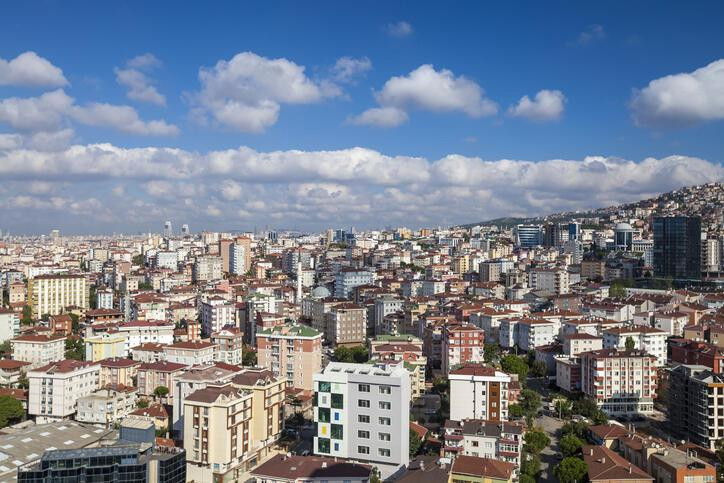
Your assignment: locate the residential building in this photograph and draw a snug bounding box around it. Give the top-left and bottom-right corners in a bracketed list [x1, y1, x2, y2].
[324, 303, 367, 345]
[669, 364, 724, 450]
[49, 314, 73, 335]
[0, 307, 20, 343]
[27, 359, 101, 423]
[136, 361, 188, 401]
[85, 331, 127, 361]
[563, 333, 603, 357]
[99, 357, 140, 387]
[0, 359, 31, 386]
[211, 326, 244, 366]
[250, 454, 372, 483]
[442, 419, 524, 470]
[27, 274, 88, 317]
[518, 318, 557, 352]
[449, 455, 515, 483]
[117, 320, 175, 352]
[192, 255, 223, 282]
[529, 267, 570, 295]
[583, 445, 653, 483]
[555, 356, 582, 392]
[163, 340, 217, 366]
[580, 348, 657, 416]
[441, 324, 485, 375]
[448, 363, 511, 422]
[313, 362, 411, 470]
[653, 216, 702, 280]
[200, 297, 236, 336]
[256, 323, 322, 391]
[96, 288, 113, 310]
[11, 334, 65, 369]
[76, 386, 139, 426]
[602, 326, 668, 366]
[334, 268, 375, 299]
[229, 241, 248, 275]
[653, 310, 690, 337]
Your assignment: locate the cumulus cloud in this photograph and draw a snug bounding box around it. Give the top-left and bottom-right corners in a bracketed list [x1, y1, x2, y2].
[508, 89, 566, 121]
[0, 89, 178, 136]
[0, 51, 68, 87]
[115, 53, 166, 106]
[192, 51, 338, 132]
[630, 59, 724, 127]
[384, 21, 413, 38]
[1, 141, 721, 232]
[352, 64, 497, 127]
[330, 56, 372, 83]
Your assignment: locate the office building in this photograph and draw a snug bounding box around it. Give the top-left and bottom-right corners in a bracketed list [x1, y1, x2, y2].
[653, 216, 702, 279]
[614, 223, 636, 250]
[313, 362, 411, 470]
[163, 221, 173, 237]
[515, 224, 542, 248]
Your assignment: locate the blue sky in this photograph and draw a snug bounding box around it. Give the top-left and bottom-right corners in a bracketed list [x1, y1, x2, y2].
[0, 1, 723, 234]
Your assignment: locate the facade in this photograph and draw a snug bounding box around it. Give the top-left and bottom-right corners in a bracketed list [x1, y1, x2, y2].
[313, 362, 411, 470]
[99, 357, 140, 387]
[0, 307, 20, 344]
[256, 323, 322, 391]
[442, 419, 524, 471]
[136, 361, 188, 401]
[85, 331, 127, 361]
[448, 363, 511, 422]
[229, 242, 248, 275]
[653, 216, 702, 280]
[200, 297, 236, 336]
[515, 224, 542, 248]
[27, 274, 88, 317]
[517, 318, 557, 352]
[211, 326, 244, 366]
[529, 267, 570, 295]
[668, 364, 724, 450]
[441, 324, 485, 375]
[76, 386, 138, 426]
[580, 348, 657, 416]
[602, 327, 667, 366]
[118, 320, 175, 352]
[563, 333, 603, 357]
[27, 359, 101, 423]
[163, 341, 217, 366]
[192, 255, 223, 282]
[334, 268, 375, 299]
[324, 303, 367, 345]
[11, 334, 65, 369]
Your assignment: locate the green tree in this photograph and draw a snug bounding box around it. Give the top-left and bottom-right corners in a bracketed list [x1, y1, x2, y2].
[138, 282, 153, 291]
[17, 374, 29, 389]
[560, 421, 589, 440]
[0, 340, 11, 358]
[409, 430, 422, 457]
[501, 354, 529, 382]
[530, 360, 548, 378]
[65, 337, 84, 360]
[432, 377, 449, 394]
[559, 433, 585, 457]
[154, 386, 169, 399]
[21, 305, 32, 325]
[69, 313, 80, 333]
[0, 396, 24, 428]
[137, 399, 149, 409]
[132, 254, 145, 266]
[89, 286, 97, 309]
[518, 389, 542, 419]
[554, 399, 573, 419]
[519, 474, 537, 483]
[625, 336, 636, 351]
[508, 403, 523, 419]
[350, 345, 369, 363]
[334, 346, 353, 362]
[483, 343, 501, 364]
[523, 428, 550, 454]
[554, 457, 588, 483]
[242, 345, 257, 366]
[520, 452, 541, 477]
[370, 467, 382, 483]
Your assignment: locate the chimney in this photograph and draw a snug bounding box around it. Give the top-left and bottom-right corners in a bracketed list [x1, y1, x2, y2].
[322, 462, 327, 468]
[420, 460, 425, 471]
[628, 465, 632, 474]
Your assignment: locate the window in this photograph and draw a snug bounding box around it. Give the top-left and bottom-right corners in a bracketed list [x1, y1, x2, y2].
[331, 424, 344, 440]
[379, 385, 391, 394]
[358, 445, 370, 454]
[318, 381, 331, 392]
[379, 401, 391, 410]
[378, 448, 391, 457]
[358, 430, 370, 439]
[358, 415, 370, 423]
[331, 393, 344, 409]
[472, 441, 479, 447]
[358, 399, 370, 408]
[318, 408, 330, 423]
[359, 384, 370, 392]
[379, 417, 391, 425]
[379, 432, 391, 441]
[318, 438, 330, 454]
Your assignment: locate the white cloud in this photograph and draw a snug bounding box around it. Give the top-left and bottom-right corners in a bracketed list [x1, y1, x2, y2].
[573, 24, 605, 46]
[0, 89, 178, 136]
[331, 56, 372, 83]
[352, 64, 497, 127]
[348, 107, 408, 127]
[384, 21, 413, 38]
[630, 59, 724, 127]
[193, 51, 338, 132]
[115, 54, 166, 106]
[508, 89, 566, 121]
[0, 51, 68, 87]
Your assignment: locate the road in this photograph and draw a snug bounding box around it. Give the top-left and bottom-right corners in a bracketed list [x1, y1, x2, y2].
[535, 414, 564, 482]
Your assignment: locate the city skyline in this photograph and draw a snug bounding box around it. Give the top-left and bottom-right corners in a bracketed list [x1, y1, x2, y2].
[1, 1, 723, 234]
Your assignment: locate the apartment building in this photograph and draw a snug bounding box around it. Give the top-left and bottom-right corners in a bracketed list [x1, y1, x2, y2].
[76, 386, 138, 426]
[184, 384, 253, 482]
[602, 326, 668, 366]
[555, 356, 582, 392]
[0, 308, 20, 344]
[85, 331, 127, 361]
[192, 255, 223, 282]
[256, 323, 322, 391]
[529, 267, 570, 295]
[448, 364, 511, 422]
[442, 419, 525, 471]
[136, 360, 188, 401]
[580, 348, 657, 416]
[99, 357, 140, 387]
[117, 320, 175, 352]
[11, 334, 65, 369]
[0, 359, 30, 386]
[334, 268, 375, 299]
[211, 326, 244, 366]
[441, 324, 485, 374]
[27, 359, 101, 423]
[669, 364, 724, 450]
[324, 303, 367, 346]
[518, 318, 557, 352]
[27, 274, 88, 317]
[163, 340, 217, 366]
[563, 333, 603, 357]
[654, 310, 690, 337]
[200, 297, 236, 336]
[313, 362, 411, 470]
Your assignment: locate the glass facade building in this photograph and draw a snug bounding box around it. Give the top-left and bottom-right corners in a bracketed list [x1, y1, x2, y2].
[653, 216, 702, 280]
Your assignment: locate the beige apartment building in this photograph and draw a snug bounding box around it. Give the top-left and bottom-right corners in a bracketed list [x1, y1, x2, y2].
[256, 324, 322, 391]
[211, 326, 244, 366]
[323, 303, 367, 346]
[28, 274, 88, 317]
[11, 334, 65, 369]
[99, 357, 141, 387]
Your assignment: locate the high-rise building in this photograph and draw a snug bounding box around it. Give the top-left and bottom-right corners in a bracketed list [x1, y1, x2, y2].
[313, 362, 411, 469]
[229, 242, 247, 275]
[163, 221, 173, 237]
[256, 323, 322, 391]
[515, 224, 542, 248]
[653, 216, 702, 280]
[669, 364, 724, 450]
[448, 363, 511, 421]
[181, 224, 190, 235]
[28, 274, 88, 317]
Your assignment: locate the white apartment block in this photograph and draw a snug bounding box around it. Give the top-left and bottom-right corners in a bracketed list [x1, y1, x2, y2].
[28, 359, 101, 423]
[0, 308, 20, 344]
[211, 326, 244, 366]
[11, 334, 66, 369]
[164, 341, 217, 366]
[602, 326, 668, 366]
[518, 318, 557, 352]
[229, 243, 247, 275]
[117, 320, 175, 352]
[529, 268, 569, 295]
[313, 362, 410, 470]
[76, 387, 138, 426]
[654, 311, 690, 337]
[28, 274, 88, 317]
[563, 333, 603, 357]
[498, 318, 519, 349]
[193, 255, 223, 282]
[334, 269, 375, 299]
[201, 297, 236, 336]
[448, 364, 511, 422]
[96, 289, 113, 310]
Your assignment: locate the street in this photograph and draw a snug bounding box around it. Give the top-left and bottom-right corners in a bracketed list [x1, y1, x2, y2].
[535, 414, 564, 481]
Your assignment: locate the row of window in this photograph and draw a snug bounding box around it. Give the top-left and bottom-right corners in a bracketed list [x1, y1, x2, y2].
[358, 400, 391, 410]
[357, 430, 391, 440]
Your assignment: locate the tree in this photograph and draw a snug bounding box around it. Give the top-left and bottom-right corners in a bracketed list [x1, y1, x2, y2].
[69, 313, 80, 333]
[242, 345, 257, 366]
[432, 377, 448, 394]
[154, 386, 169, 400]
[0, 396, 24, 428]
[520, 452, 541, 477]
[519, 474, 537, 483]
[0, 340, 11, 358]
[554, 457, 588, 483]
[518, 389, 542, 420]
[559, 434, 584, 457]
[89, 286, 97, 309]
[508, 403, 523, 419]
[333, 346, 353, 362]
[138, 282, 153, 291]
[484, 343, 501, 364]
[523, 428, 550, 454]
[625, 336, 636, 351]
[65, 337, 84, 360]
[530, 360, 548, 378]
[370, 467, 382, 483]
[132, 254, 145, 266]
[501, 355, 529, 382]
[350, 345, 369, 363]
[137, 399, 149, 409]
[572, 397, 607, 424]
[17, 374, 28, 389]
[409, 430, 422, 457]
[560, 421, 589, 441]
[21, 305, 32, 325]
[554, 399, 573, 419]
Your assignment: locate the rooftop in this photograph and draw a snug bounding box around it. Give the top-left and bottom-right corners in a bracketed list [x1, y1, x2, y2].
[251, 454, 371, 480]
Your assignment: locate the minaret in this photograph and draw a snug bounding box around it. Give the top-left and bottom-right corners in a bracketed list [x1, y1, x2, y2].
[296, 260, 303, 303]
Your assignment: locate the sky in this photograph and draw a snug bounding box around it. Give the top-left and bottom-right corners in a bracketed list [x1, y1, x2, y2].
[1, 1, 723, 235]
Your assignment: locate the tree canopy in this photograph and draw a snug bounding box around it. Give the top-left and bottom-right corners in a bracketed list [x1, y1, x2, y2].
[501, 354, 529, 382]
[0, 396, 24, 428]
[523, 428, 550, 454]
[560, 434, 585, 457]
[554, 457, 588, 483]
